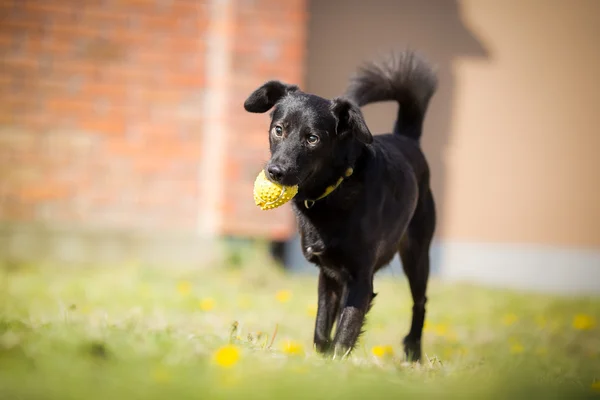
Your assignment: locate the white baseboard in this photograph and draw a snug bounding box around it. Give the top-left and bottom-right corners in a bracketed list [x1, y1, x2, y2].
[285, 235, 600, 295]
[438, 241, 600, 296]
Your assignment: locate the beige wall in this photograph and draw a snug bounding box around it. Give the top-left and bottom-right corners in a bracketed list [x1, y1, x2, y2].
[306, 0, 600, 249]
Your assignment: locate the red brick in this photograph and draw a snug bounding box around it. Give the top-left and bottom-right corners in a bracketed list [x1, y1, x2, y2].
[138, 14, 179, 31]
[80, 118, 126, 135]
[37, 80, 69, 97]
[100, 65, 158, 85]
[46, 98, 92, 115]
[15, 113, 49, 132]
[21, 1, 74, 14]
[0, 18, 47, 35]
[106, 30, 150, 47]
[3, 95, 37, 113]
[106, 138, 140, 156]
[78, 4, 132, 21]
[18, 184, 70, 202]
[169, 1, 207, 15]
[2, 55, 39, 70]
[114, 0, 157, 8]
[138, 88, 183, 104]
[132, 157, 167, 174]
[51, 21, 104, 38]
[0, 111, 16, 125]
[0, 74, 15, 93]
[128, 50, 170, 67]
[0, 34, 12, 49]
[0, 0, 307, 237]
[79, 82, 128, 98]
[0, 1, 13, 11]
[141, 142, 201, 161]
[165, 72, 205, 88]
[50, 61, 103, 78]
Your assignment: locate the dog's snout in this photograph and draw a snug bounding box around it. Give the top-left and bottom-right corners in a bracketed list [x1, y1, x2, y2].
[267, 164, 285, 182]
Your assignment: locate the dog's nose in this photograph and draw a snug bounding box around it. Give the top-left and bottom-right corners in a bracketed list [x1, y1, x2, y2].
[267, 164, 284, 182]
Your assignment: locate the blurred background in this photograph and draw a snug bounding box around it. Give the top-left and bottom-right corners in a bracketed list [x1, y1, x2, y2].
[1, 0, 599, 294]
[1, 2, 600, 398]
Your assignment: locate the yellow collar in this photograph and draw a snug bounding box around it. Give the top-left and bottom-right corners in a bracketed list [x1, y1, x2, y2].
[304, 167, 354, 209]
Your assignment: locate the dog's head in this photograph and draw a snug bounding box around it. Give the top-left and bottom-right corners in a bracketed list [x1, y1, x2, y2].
[244, 80, 372, 190]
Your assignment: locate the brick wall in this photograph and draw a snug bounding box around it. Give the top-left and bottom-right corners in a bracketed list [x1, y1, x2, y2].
[0, 0, 307, 256]
[222, 0, 306, 239]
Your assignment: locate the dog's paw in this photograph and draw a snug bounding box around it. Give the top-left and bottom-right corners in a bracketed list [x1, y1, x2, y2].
[402, 336, 422, 362]
[332, 343, 353, 360]
[314, 338, 333, 355]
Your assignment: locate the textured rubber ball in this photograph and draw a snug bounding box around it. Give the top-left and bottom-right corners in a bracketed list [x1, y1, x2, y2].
[253, 169, 298, 210]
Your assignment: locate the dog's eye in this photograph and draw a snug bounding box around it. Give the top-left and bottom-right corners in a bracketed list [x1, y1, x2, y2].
[273, 126, 283, 137]
[307, 134, 320, 145]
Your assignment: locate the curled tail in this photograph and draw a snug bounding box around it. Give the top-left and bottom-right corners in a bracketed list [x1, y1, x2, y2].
[345, 50, 438, 141]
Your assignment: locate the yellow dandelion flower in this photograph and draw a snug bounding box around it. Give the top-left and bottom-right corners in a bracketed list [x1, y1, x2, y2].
[152, 366, 171, 383]
[213, 344, 240, 368]
[592, 380, 600, 392]
[572, 314, 595, 330]
[502, 313, 518, 326]
[510, 343, 525, 354]
[177, 281, 192, 296]
[282, 340, 304, 356]
[372, 345, 385, 357]
[434, 323, 449, 336]
[306, 304, 317, 317]
[199, 297, 215, 311]
[275, 290, 292, 303]
[372, 345, 394, 358]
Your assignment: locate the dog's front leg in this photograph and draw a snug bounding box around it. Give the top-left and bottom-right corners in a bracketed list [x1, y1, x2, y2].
[314, 269, 343, 354]
[330, 273, 373, 358]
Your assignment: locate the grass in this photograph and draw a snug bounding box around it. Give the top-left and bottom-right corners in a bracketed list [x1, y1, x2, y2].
[1, 251, 599, 399]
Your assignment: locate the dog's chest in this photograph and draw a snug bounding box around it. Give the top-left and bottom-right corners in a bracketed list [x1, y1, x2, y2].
[304, 244, 351, 282]
[299, 224, 353, 281]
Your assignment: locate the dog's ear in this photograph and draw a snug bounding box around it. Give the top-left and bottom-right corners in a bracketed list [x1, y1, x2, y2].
[330, 97, 373, 144]
[243, 80, 299, 113]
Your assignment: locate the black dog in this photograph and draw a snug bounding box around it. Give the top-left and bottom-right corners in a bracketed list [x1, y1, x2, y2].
[244, 50, 438, 361]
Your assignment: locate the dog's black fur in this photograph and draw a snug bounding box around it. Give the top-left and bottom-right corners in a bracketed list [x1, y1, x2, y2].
[244, 51, 438, 361]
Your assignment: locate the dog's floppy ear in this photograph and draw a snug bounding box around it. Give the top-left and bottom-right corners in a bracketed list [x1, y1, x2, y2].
[330, 97, 373, 144]
[244, 80, 299, 113]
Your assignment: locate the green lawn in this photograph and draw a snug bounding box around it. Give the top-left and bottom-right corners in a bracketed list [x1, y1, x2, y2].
[1, 252, 599, 399]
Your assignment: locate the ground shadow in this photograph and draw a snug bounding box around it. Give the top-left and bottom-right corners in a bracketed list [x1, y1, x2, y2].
[277, 0, 489, 275]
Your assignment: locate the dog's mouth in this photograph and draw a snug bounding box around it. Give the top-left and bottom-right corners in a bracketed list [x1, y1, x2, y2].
[296, 174, 310, 188]
[296, 169, 320, 190]
[262, 164, 305, 188]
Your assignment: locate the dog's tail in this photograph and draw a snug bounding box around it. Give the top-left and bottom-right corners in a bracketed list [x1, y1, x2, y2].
[345, 50, 437, 141]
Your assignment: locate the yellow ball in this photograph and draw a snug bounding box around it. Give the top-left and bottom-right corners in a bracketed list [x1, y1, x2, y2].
[253, 169, 298, 210]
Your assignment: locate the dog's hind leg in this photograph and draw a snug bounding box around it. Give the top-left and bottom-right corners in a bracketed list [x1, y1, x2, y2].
[398, 189, 436, 362]
[314, 269, 344, 354]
